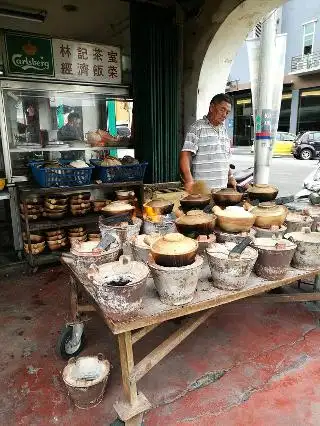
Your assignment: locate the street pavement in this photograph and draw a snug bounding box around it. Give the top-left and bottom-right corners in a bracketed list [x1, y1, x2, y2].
[231, 153, 318, 196]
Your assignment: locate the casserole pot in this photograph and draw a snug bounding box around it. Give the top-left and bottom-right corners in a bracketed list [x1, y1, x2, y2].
[250, 202, 287, 229]
[212, 188, 243, 206]
[150, 232, 198, 267]
[179, 194, 211, 212]
[144, 199, 174, 215]
[247, 184, 278, 202]
[175, 210, 216, 238]
[101, 201, 135, 217]
[213, 205, 255, 233]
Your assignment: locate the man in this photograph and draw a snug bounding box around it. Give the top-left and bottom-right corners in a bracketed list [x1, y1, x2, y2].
[57, 112, 83, 141]
[180, 93, 236, 191]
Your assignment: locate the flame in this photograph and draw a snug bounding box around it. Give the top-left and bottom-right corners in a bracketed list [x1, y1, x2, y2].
[144, 205, 161, 223]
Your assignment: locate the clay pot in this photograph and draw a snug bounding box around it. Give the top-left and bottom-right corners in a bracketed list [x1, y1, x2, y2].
[101, 201, 135, 217]
[206, 241, 258, 290]
[23, 232, 45, 243]
[47, 237, 68, 251]
[44, 201, 67, 211]
[215, 228, 256, 244]
[23, 195, 43, 205]
[250, 202, 287, 229]
[46, 194, 68, 204]
[149, 255, 203, 305]
[116, 190, 135, 201]
[285, 212, 313, 234]
[144, 199, 174, 215]
[43, 211, 66, 219]
[70, 192, 91, 201]
[88, 255, 149, 319]
[212, 188, 243, 206]
[179, 194, 211, 212]
[46, 229, 65, 237]
[247, 184, 278, 202]
[253, 238, 297, 280]
[24, 241, 46, 255]
[175, 210, 216, 238]
[285, 227, 320, 270]
[213, 205, 255, 233]
[47, 232, 66, 241]
[150, 233, 198, 267]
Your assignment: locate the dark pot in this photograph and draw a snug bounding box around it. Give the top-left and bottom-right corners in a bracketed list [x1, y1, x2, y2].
[150, 233, 198, 267]
[212, 189, 243, 206]
[151, 250, 197, 267]
[180, 194, 211, 212]
[247, 184, 278, 202]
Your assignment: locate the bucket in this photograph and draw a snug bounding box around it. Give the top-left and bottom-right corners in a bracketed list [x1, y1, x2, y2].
[62, 353, 110, 409]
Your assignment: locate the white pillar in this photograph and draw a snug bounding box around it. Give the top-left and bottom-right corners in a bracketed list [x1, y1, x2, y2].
[254, 11, 277, 184]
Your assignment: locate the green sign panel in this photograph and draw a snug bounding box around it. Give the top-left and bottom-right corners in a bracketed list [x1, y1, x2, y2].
[4, 32, 54, 76]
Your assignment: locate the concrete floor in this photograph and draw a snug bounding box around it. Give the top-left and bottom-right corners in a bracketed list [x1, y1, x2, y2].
[1, 265, 320, 425]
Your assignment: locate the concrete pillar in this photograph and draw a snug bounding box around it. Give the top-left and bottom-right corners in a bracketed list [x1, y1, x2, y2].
[289, 89, 299, 134]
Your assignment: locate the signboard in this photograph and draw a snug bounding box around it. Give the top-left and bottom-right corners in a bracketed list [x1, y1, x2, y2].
[52, 39, 121, 84]
[4, 32, 54, 76]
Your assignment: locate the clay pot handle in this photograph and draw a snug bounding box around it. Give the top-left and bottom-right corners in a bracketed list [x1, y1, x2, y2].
[115, 255, 132, 274]
[97, 353, 105, 361]
[68, 357, 77, 365]
[228, 237, 252, 259]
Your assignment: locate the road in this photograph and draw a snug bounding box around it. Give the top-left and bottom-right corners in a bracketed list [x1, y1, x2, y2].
[231, 154, 318, 196]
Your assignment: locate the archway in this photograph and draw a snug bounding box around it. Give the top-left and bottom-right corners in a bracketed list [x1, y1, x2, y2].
[183, 0, 285, 129]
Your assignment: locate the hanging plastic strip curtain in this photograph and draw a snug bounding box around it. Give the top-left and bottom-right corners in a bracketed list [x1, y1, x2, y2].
[130, 2, 181, 183]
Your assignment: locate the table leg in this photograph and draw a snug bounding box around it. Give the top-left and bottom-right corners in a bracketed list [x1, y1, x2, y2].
[118, 332, 137, 405]
[314, 274, 320, 310]
[114, 331, 151, 425]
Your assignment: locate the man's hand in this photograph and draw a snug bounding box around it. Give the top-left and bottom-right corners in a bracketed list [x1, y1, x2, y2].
[184, 180, 194, 193]
[228, 176, 237, 190]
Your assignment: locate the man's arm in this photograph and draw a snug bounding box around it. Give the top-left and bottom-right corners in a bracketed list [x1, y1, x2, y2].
[180, 124, 199, 192]
[179, 151, 194, 192]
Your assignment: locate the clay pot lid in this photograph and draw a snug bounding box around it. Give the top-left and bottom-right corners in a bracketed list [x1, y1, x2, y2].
[207, 242, 257, 260]
[253, 237, 296, 250]
[145, 199, 173, 208]
[133, 234, 160, 249]
[247, 184, 278, 194]
[213, 205, 254, 218]
[215, 188, 240, 194]
[286, 212, 312, 223]
[251, 202, 287, 216]
[102, 201, 134, 212]
[176, 210, 213, 225]
[151, 232, 198, 255]
[181, 194, 210, 202]
[285, 227, 320, 243]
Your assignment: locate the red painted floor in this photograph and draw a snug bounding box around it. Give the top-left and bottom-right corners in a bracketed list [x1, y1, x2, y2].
[0, 265, 320, 425]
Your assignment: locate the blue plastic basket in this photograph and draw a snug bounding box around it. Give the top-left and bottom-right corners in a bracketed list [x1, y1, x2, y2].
[90, 160, 148, 183]
[29, 161, 94, 187]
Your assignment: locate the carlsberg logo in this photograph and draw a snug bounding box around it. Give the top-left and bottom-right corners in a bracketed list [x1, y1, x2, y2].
[12, 54, 50, 71]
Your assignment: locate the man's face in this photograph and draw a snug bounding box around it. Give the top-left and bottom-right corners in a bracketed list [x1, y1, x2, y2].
[209, 101, 231, 125]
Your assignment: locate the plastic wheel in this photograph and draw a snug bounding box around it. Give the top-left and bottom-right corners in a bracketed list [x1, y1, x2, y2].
[56, 325, 85, 360]
[300, 149, 313, 160]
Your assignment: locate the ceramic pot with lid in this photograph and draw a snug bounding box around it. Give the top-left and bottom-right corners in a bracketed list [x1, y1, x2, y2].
[179, 194, 211, 212]
[130, 233, 160, 263]
[206, 239, 258, 290]
[285, 212, 313, 234]
[253, 237, 297, 280]
[212, 188, 243, 206]
[150, 233, 198, 267]
[175, 210, 216, 237]
[213, 205, 255, 233]
[247, 184, 278, 202]
[250, 202, 287, 229]
[101, 201, 135, 217]
[144, 199, 174, 215]
[285, 227, 320, 270]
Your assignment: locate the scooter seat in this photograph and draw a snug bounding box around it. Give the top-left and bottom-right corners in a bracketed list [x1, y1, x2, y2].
[234, 167, 254, 182]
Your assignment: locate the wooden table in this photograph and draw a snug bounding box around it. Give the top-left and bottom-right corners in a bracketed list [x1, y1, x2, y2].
[63, 258, 320, 425]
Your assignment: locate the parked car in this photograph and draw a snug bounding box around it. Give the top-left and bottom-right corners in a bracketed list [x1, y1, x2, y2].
[250, 131, 296, 155]
[292, 131, 320, 160]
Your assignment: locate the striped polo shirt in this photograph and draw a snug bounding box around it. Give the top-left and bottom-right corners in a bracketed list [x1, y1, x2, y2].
[182, 116, 231, 189]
